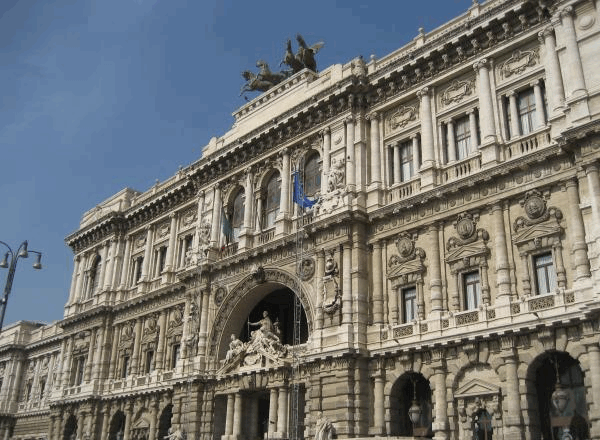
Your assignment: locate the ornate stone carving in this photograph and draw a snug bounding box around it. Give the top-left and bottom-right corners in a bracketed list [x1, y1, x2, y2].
[181, 208, 197, 228]
[157, 222, 170, 239]
[499, 49, 539, 78]
[388, 105, 418, 130]
[441, 79, 475, 106]
[388, 233, 425, 266]
[135, 234, 146, 250]
[313, 158, 347, 215]
[214, 286, 227, 306]
[323, 250, 341, 315]
[119, 322, 135, 350]
[447, 213, 488, 249]
[297, 257, 315, 281]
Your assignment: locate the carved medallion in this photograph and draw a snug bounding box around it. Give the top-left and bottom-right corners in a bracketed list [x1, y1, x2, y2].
[135, 234, 146, 249]
[214, 287, 227, 306]
[500, 49, 538, 78]
[181, 208, 197, 227]
[441, 79, 474, 106]
[396, 235, 414, 258]
[456, 214, 476, 239]
[523, 191, 546, 219]
[298, 257, 315, 281]
[157, 222, 170, 238]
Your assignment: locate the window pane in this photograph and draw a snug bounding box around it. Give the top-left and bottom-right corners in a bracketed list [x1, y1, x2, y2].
[304, 153, 321, 197]
[535, 253, 556, 294]
[464, 271, 481, 310]
[455, 116, 471, 159]
[518, 89, 536, 135]
[403, 287, 417, 322]
[400, 141, 413, 182]
[231, 189, 245, 242]
[263, 173, 281, 228]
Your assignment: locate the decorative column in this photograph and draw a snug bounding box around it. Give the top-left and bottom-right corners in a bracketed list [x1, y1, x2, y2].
[255, 191, 264, 232]
[372, 242, 384, 324]
[346, 116, 356, 191]
[76, 412, 86, 440]
[532, 80, 546, 129]
[586, 164, 600, 234]
[368, 113, 381, 185]
[210, 185, 222, 249]
[149, 397, 159, 440]
[98, 241, 110, 291]
[372, 366, 385, 434]
[74, 254, 87, 302]
[198, 288, 210, 361]
[418, 87, 434, 168]
[92, 326, 105, 381]
[500, 336, 523, 438]
[393, 143, 401, 184]
[232, 392, 244, 439]
[321, 128, 331, 194]
[140, 226, 154, 283]
[279, 148, 291, 218]
[243, 169, 254, 232]
[103, 239, 118, 291]
[118, 236, 132, 289]
[276, 386, 289, 437]
[492, 203, 512, 302]
[180, 296, 192, 359]
[566, 178, 591, 280]
[446, 120, 456, 162]
[473, 59, 497, 145]
[431, 349, 448, 440]
[585, 342, 600, 437]
[268, 388, 278, 437]
[412, 135, 420, 171]
[558, 6, 587, 99]
[164, 213, 178, 272]
[342, 242, 353, 325]
[130, 319, 143, 375]
[155, 310, 167, 371]
[507, 92, 520, 139]
[124, 401, 133, 440]
[108, 325, 120, 379]
[68, 256, 81, 304]
[224, 393, 235, 437]
[316, 249, 325, 330]
[428, 223, 443, 313]
[62, 337, 73, 387]
[468, 110, 479, 149]
[100, 404, 111, 440]
[539, 26, 565, 117]
[83, 328, 96, 382]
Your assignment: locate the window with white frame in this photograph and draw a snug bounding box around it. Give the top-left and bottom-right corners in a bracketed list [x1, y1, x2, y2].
[154, 246, 167, 277]
[463, 271, 481, 310]
[534, 252, 557, 295]
[262, 172, 281, 229]
[303, 153, 321, 197]
[518, 88, 536, 136]
[231, 189, 245, 242]
[144, 350, 154, 374]
[400, 141, 414, 182]
[402, 286, 417, 323]
[454, 115, 472, 160]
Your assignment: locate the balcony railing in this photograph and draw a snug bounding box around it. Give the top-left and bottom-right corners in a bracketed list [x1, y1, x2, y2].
[219, 242, 239, 259]
[258, 228, 275, 244]
[387, 178, 421, 204]
[440, 154, 482, 184]
[504, 127, 551, 161]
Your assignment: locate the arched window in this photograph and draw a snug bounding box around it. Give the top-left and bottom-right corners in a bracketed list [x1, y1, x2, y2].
[88, 255, 102, 298]
[231, 189, 245, 242]
[263, 172, 281, 229]
[303, 153, 321, 197]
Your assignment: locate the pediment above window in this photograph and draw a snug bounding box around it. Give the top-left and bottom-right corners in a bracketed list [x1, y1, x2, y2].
[455, 378, 501, 399]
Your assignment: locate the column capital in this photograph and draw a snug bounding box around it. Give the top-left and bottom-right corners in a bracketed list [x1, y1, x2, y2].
[466, 107, 477, 115]
[345, 115, 355, 124]
[538, 25, 555, 42]
[530, 78, 543, 88]
[195, 189, 204, 199]
[279, 147, 290, 157]
[366, 111, 379, 122]
[558, 5, 574, 20]
[473, 58, 489, 72]
[320, 126, 331, 136]
[416, 87, 430, 99]
[169, 211, 177, 219]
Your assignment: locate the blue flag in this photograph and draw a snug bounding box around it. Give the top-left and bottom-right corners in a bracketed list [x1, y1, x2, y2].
[293, 170, 318, 209]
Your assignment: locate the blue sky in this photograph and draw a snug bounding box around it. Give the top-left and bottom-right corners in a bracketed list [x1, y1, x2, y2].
[0, 0, 472, 326]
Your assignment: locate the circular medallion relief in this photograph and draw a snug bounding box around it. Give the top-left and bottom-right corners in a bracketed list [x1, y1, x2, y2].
[525, 195, 545, 219]
[457, 217, 475, 239]
[214, 287, 227, 305]
[578, 15, 595, 30]
[298, 257, 316, 281]
[396, 236, 414, 258]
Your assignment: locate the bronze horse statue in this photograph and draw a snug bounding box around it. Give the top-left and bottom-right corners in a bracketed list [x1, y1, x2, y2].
[280, 34, 324, 74]
[240, 60, 288, 96]
[280, 39, 304, 73]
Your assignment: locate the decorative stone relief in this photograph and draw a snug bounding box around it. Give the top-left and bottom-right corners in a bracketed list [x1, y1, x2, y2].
[119, 322, 135, 351]
[513, 190, 562, 230]
[499, 48, 539, 78]
[313, 158, 347, 215]
[167, 306, 184, 337]
[142, 314, 159, 344]
[72, 331, 91, 354]
[441, 79, 475, 106]
[181, 208, 197, 228]
[297, 257, 315, 281]
[214, 286, 227, 306]
[388, 105, 418, 130]
[322, 250, 341, 316]
[135, 234, 146, 250]
[157, 222, 170, 239]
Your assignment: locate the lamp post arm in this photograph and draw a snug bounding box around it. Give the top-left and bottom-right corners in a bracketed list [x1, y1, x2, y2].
[0, 254, 19, 331]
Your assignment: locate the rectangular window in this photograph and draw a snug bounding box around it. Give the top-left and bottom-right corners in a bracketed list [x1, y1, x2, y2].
[534, 253, 557, 295]
[171, 344, 180, 369]
[39, 377, 46, 398]
[178, 235, 193, 267]
[121, 356, 130, 379]
[454, 116, 472, 160]
[518, 89, 536, 135]
[400, 141, 413, 182]
[464, 271, 481, 310]
[134, 256, 144, 283]
[25, 380, 33, 400]
[75, 356, 85, 385]
[145, 350, 154, 374]
[402, 287, 417, 323]
[157, 246, 167, 275]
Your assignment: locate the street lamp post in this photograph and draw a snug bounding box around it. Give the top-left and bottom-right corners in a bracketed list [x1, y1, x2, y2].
[0, 240, 43, 333]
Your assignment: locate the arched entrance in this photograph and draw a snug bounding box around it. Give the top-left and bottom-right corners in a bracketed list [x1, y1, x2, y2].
[157, 405, 173, 440]
[389, 373, 432, 437]
[63, 415, 77, 440]
[528, 351, 589, 440]
[109, 410, 126, 440]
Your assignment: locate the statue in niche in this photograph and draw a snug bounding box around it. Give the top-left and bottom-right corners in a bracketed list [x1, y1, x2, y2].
[314, 413, 334, 440]
[314, 158, 346, 215]
[224, 334, 244, 362]
[197, 220, 211, 251]
[327, 158, 345, 193]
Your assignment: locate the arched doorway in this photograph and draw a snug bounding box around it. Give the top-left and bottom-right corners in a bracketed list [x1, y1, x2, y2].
[529, 351, 589, 440]
[63, 415, 77, 440]
[389, 373, 432, 437]
[109, 410, 126, 440]
[157, 404, 173, 440]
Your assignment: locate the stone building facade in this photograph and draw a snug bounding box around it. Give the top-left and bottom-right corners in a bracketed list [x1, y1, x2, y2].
[2, 0, 600, 439]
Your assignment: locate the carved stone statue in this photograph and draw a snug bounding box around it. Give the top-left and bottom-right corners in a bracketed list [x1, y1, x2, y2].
[247, 311, 285, 356]
[164, 428, 185, 440]
[327, 158, 345, 193]
[225, 334, 245, 363]
[314, 413, 333, 440]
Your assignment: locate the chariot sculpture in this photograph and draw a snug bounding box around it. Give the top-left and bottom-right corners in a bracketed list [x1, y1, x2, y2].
[240, 34, 324, 97]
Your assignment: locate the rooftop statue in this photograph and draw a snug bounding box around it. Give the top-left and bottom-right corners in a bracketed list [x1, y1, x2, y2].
[241, 34, 324, 97]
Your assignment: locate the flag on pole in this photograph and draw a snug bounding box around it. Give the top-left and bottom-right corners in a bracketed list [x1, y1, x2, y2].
[292, 170, 318, 209]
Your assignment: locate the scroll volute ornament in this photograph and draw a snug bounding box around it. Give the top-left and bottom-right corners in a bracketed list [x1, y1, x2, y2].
[389, 233, 424, 266]
[513, 190, 562, 231]
[447, 213, 489, 250]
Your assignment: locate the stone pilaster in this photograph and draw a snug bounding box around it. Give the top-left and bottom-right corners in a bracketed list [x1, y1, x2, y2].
[130, 319, 142, 375]
[118, 236, 132, 290]
[342, 242, 353, 325]
[428, 223, 443, 314]
[346, 116, 356, 191]
[368, 112, 381, 185]
[140, 226, 154, 283]
[321, 127, 331, 194]
[539, 25, 565, 118]
[565, 178, 591, 280]
[164, 212, 178, 272]
[372, 241, 384, 324]
[431, 349, 448, 440]
[68, 256, 80, 304]
[501, 336, 523, 439]
[492, 203, 511, 303]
